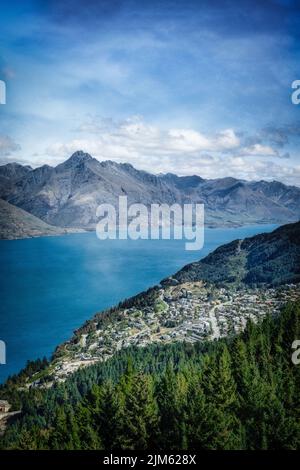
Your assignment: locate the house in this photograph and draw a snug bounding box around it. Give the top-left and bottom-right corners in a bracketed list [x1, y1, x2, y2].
[0, 400, 10, 413]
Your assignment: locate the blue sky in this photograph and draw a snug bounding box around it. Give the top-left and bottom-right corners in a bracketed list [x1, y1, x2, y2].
[0, 0, 300, 184]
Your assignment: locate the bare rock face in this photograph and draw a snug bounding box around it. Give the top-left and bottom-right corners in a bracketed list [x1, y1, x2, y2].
[0, 150, 299, 230]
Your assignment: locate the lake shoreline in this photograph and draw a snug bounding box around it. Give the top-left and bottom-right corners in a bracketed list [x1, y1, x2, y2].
[0, 224, 278, 384]
[0, 220, 287, 241]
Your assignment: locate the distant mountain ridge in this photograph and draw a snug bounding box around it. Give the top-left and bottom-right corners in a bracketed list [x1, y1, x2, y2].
[163, 221, 300, 287]
[0, 150, 300, 231]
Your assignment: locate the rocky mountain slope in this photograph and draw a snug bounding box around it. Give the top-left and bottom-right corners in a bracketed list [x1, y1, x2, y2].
[0, 162, 32, 185]
[0, 151, 299, 230]
[0, 198, 80, 240]
[163, 221, 300, 287]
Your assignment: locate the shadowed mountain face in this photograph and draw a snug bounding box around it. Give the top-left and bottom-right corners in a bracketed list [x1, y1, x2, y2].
[163, 221, 300, 287]
[0, 198, 78, 240]
[0, 151, 300, 229]
[0, 162, 32, 189]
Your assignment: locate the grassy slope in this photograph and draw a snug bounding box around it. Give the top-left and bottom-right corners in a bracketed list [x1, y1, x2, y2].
[0, 198, 82, 240]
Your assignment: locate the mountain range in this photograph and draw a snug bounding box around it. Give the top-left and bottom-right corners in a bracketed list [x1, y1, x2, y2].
[0, 150, 300, 238]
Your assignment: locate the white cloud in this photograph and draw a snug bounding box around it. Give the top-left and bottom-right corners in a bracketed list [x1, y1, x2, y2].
[48, 116, 241, 160]
[215, 129, 240, 150]
[240, 143, 277, 157]
[0, 135, 20, 156]
[7, 116, 294, 187]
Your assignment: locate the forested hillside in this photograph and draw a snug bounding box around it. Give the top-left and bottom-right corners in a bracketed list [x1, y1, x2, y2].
[1, 301, 299, 450]
[164, 221, 300, 287]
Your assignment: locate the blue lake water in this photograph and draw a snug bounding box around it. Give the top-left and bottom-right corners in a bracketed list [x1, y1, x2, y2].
[0, 224, 277, 383]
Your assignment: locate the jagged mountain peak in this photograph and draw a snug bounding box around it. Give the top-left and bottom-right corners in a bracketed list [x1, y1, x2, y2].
[57, 151, 94, 169]
[2, 162, 32, 170]
[0, 151, 299, 230]
[0, 162, 32, 180]
[69, 150, 93, 161]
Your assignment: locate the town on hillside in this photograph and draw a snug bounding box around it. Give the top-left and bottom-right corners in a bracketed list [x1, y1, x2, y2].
[28, 282, 300, 386]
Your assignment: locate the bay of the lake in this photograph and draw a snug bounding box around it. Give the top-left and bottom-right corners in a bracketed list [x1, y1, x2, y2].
[0, 224, 277, 383]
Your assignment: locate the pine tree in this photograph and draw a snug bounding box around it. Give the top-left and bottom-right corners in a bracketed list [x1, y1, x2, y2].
[49, 407, 68, 450]
[156, 362, 183, 449]
[95, 381, 124, 449]
[76, 401, 101, 449]
[201, 345, 242, 449]
[119, 373, 159, 449]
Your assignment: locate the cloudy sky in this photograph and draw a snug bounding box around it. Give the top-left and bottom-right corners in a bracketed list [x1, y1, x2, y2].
[0, 0, 300, 185]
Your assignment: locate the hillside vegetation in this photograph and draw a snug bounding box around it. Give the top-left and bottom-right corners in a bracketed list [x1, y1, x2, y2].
[0, 301, 299, 450]
[164, 221, 300, 287]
